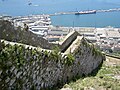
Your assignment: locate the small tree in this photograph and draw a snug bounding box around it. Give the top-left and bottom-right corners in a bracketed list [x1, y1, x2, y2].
[109, 49, 113, 53]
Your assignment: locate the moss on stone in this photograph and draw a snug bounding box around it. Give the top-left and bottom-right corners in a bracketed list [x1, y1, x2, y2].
[64, 54, 75, 66]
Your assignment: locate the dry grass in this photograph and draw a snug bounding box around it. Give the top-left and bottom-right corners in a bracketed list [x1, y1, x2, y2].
[60, 56, 120, 90]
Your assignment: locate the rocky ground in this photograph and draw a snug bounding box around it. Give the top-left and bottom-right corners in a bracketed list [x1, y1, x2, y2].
[60, 56, 120, 90]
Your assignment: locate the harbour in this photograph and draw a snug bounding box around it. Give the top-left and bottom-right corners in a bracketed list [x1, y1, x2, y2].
[0, 0, 120, 90]
[0, 0, 120, 27]
[1, 13, 120, 53]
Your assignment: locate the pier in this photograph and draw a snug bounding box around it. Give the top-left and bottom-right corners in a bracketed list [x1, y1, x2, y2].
[49, 8, 120, 16]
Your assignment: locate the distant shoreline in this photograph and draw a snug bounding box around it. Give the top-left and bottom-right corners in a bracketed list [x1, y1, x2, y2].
[1, 14, 120, 28]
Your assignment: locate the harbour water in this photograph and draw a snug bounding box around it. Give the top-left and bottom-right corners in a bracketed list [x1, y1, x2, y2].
[0, 0, 120, 27]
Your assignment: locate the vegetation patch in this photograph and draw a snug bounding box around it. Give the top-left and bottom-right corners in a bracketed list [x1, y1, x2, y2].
[61, 60, 120, 90]
[64, 54, 75, 66]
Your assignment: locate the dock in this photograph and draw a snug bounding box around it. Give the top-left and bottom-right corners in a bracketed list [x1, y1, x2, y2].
[49, 8, 120, 16]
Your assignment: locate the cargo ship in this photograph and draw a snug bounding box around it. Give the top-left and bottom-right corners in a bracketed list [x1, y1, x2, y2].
[75, 10, 96, 15]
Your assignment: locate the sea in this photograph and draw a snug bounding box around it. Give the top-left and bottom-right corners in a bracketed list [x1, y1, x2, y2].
[0, 0, 120, 28]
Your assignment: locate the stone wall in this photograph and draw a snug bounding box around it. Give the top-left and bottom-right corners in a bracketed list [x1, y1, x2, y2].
[59, 31, 80, 52]
[0, 39, 1, 50]
[0, 38, 105, 89]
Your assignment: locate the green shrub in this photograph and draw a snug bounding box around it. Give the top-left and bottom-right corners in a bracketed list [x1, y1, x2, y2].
[64, 54, 75, 66]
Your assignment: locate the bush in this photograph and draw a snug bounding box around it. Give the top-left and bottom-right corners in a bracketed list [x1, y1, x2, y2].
[64, 54, 75, 66]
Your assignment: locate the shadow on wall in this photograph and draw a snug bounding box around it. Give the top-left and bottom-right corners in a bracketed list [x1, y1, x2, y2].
[0, 20, 56, 49]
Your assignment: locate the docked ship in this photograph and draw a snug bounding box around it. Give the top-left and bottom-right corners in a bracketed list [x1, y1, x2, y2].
[75, 10, 96, 15]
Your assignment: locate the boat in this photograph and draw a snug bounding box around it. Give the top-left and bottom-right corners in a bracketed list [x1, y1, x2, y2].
[28, 2, 32, 5]
[75, 10, 96, 15]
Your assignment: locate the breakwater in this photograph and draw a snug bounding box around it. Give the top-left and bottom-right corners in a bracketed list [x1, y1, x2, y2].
[49, 8, 120, 16]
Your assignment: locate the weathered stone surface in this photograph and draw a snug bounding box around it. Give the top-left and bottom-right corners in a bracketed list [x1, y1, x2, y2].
[14, 69, 18, 75]
[0, 70, 2, 75]
[16, 71, 22, 78]
[5, 77, 10, 83]
[10, 79, 15, 86]
[0, 40, 105, 90]
[0, 40, 2, 50]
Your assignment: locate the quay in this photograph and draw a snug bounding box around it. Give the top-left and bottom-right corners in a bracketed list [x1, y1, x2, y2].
[49, 8, 120, 16]
[1, 8, 120, 18]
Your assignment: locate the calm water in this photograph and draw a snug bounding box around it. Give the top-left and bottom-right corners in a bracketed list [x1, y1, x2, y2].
[0, 0, 120, 27]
